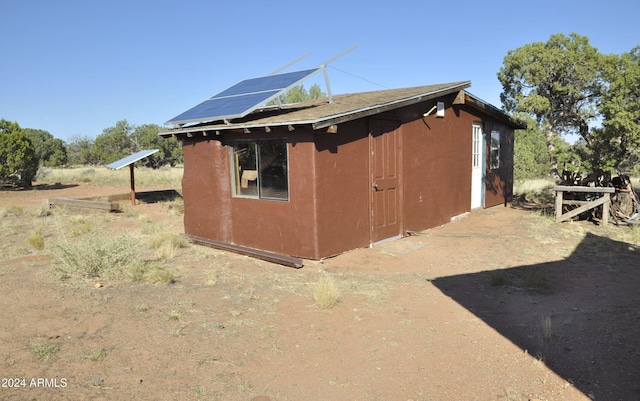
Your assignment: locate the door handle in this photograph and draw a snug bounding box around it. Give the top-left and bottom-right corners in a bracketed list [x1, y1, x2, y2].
[372, 182, 379, 191]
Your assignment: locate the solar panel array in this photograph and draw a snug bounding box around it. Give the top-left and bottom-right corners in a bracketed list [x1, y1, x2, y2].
[106, 149, 159, 170]
[166, 68, 321, 126]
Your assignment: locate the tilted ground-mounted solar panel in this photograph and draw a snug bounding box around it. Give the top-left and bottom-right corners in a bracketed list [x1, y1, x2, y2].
[106, 149, 159, 170]
[166, 68, 321, 126]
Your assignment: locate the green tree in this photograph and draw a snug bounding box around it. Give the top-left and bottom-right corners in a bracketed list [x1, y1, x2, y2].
[130, 123, 183, 167]
[513, 113, 580, 180]
[23, 128, 67, 167]
[93, 120, 182, 167]
[0, 119, 38, 187]
[268, 84, 326, 105]
[513, 115, 548, 180]
[67, 134, 100, 165]
[93, 120, 135, 164]
[498, 33, 603, 181]
[593, 47, 640, 173]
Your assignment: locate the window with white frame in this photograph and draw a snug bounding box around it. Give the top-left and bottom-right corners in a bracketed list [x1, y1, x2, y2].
[472, 124, 481, 168]
[231, 139, 289, 200]
[490, 131, 501, 169]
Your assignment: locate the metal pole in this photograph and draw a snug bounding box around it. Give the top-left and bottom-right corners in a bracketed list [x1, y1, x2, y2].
[129, 163, 136, 205]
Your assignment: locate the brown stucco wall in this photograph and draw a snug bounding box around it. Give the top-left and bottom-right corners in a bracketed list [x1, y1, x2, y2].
[182, 137, 233, 242]
[228, 130, 318, 258]
[181, 130, 320, 259]
[401, 100, 474, 231]
[313, 119, 371, 258]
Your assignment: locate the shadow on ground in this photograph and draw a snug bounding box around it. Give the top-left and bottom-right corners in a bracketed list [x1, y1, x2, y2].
[1, 183, 79, 191]
[431, 232, 640, 401]
[86, 189, 183, 204]
[135, 189, 182, 204]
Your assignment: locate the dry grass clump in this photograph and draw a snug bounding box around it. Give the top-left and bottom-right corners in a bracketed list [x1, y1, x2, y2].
[89, 348, 107, 362]
[623, 224, 640, 245]
[127, 260, 148, 282]
[50, 234, 142, 280]
[31, 342, 59, 360]
[147, 267, 176, 284]
[68, 216, 93, 237]
[0, 205, 24, 217]
[312, 275, 341, 309]
[127, 261, 175, 284]
[33, 205, 51, 217]
[166, 201, 184, 216]
[149, 232, 189, 260]
[27, 231, 45, 251]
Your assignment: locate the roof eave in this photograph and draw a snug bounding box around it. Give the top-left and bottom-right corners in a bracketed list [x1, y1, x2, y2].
[158, 120, 318, 137]
[311, 81, 471, 130]
[463, 93, 526, 129]
[158, 81, 473, 137]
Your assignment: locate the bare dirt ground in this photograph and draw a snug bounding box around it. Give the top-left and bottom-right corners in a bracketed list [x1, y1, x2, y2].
[1, 182, 639, 401]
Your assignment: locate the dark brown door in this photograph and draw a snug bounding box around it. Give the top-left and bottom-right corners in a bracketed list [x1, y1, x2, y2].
[370, 119, 402, 243]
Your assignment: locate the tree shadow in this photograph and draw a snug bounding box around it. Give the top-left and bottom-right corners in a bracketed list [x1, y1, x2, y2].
[431, 232, 640, 400]
[0, 183, 79, 191]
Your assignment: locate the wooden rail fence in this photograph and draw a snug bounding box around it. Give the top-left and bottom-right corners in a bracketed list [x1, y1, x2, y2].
[553, 185, 615, 224]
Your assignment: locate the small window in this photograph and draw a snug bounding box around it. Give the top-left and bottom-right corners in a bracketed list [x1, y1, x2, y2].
[472, 124, 482, 168]
[231, 139, 288, 200]
[490, 131, 501, 169]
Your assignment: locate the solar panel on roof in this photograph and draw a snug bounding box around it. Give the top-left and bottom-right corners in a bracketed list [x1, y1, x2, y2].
[166, 68, 321, 126]
[106, 149, 159, 170]
[166, 90, 281, 126]
[213, 69, 319, 99]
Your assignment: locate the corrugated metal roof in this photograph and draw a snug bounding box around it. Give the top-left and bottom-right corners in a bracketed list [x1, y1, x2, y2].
[106, 149, 159, 170]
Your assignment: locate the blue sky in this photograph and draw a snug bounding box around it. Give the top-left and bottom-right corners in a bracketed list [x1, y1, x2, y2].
[1, 0, 638, 142]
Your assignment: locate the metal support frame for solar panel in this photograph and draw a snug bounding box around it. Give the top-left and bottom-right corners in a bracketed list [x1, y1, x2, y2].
[318, 44, 358, 103]
[106, 149, 159, 205]
[268, 53, 311, 109]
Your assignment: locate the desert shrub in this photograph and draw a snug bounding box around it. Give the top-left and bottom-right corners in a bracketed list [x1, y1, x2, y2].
[312, 276, 341, 309]
[0, 119, 39, 187]
[50, 234, 142, 280]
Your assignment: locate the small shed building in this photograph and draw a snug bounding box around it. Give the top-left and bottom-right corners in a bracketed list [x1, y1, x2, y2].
[160, 81, 523, 261]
